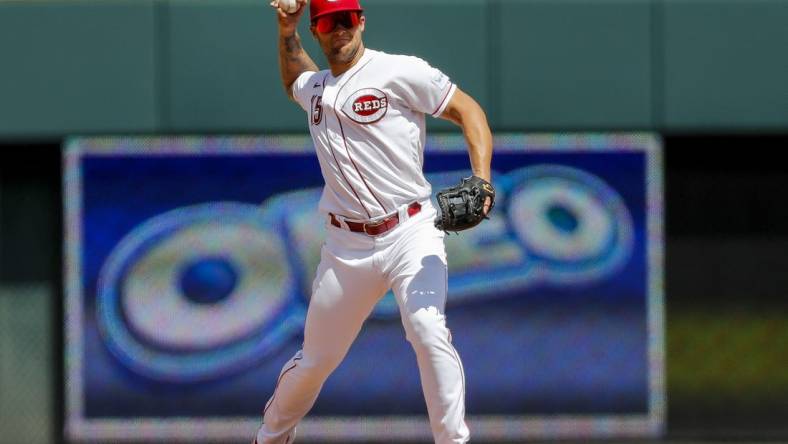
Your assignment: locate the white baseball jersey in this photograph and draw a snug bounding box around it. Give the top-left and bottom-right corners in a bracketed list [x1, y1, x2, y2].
[291, 48, 457, 220]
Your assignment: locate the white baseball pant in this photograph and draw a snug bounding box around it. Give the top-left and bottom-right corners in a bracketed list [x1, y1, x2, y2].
[255, 201, 469, 444]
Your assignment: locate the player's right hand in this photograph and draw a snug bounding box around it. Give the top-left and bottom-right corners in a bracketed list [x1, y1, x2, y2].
[270, 0, 308, 32]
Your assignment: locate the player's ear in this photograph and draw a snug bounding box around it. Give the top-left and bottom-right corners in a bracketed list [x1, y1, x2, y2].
[359, 15, 365, 32]
[309, 24, 317, 38]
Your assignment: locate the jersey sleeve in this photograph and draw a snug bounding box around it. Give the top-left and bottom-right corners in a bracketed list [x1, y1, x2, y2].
[291, 70, 319, 112]
[392, 56, 457, 117]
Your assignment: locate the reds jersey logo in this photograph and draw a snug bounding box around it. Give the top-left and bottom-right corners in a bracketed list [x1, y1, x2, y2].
[342, 88, 389, 124]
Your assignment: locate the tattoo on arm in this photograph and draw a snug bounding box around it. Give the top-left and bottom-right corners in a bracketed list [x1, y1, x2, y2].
[283, 34, 301, 54]
[279, 32, 319, 98]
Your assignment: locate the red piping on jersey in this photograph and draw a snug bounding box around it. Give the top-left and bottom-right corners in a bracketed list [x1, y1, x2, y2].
[333, 55, 389, 216]
[432, 82, 455, 116]
[263, 354, 303, 416]
[321, 72, 373, 218]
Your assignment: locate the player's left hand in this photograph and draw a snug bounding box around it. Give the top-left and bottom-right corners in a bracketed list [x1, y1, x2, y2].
[434, 175, 496, 232]
[483, 196, 492, 216]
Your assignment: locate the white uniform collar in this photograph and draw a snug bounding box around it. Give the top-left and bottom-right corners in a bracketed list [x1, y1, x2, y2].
[328, 48, 376, 81]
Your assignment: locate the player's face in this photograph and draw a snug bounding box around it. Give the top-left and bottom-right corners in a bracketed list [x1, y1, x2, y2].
[311, 11, 365, 65]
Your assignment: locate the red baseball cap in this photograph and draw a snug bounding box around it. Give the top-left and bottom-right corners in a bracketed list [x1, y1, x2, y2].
[310, 0, 363, 21]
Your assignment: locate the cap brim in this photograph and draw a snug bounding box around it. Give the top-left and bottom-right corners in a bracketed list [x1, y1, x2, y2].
[311, 7, 363, 21]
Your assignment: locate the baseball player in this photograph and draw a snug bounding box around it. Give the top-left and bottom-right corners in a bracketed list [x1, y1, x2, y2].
[255, 0, 494, 442]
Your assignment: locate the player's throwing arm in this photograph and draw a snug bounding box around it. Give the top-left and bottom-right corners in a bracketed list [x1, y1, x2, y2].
[271, 0, 319, 99]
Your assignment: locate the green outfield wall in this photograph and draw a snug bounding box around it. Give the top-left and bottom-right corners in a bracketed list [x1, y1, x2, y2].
[1, 0, 787, 138]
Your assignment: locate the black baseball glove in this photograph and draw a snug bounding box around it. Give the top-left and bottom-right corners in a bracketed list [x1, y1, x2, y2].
[434, 175, 496, 232]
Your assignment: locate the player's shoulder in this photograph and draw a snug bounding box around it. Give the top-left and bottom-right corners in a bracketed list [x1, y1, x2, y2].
[294, 69, 330, 92]
[367, 50, 438, 84]
[369, 49, 432, 69]
[302, 69, 330, 82]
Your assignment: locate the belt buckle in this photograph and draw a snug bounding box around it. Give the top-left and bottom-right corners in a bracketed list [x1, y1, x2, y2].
[363, 217, 388, 236]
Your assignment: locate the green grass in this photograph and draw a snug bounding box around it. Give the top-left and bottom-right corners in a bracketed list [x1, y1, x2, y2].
[668, 310, 788, 405]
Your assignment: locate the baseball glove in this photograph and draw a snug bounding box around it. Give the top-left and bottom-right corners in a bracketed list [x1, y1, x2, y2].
[434, 175, 496, 232]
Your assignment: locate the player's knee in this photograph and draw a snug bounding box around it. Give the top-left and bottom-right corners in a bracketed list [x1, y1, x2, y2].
[297, 350, 344, 378]
[404, 306, 449, 350]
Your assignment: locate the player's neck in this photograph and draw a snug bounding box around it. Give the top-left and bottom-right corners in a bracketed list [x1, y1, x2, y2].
[329, 44, 366, 77]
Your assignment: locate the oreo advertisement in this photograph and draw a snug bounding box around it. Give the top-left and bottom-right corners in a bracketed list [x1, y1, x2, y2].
[64, 134, 664, 442]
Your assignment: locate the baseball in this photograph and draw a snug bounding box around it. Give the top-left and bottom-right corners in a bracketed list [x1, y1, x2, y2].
[278, 0, 299, 14]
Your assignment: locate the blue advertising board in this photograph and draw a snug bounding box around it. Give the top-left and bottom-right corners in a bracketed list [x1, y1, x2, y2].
[64, 134, 664, 441]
